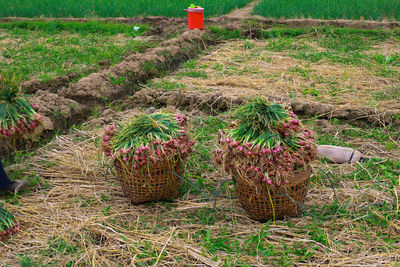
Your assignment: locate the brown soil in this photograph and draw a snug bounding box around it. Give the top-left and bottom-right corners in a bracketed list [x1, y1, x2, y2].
[2, 15, 400, 30]
[216, 16, 400, 30]
[21, 62, 117, 94]
[32, 90, 90, 129]
[22, 72, 82, 94]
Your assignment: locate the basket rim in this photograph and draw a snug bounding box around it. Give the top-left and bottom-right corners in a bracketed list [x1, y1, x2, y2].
[114, 155, 184, 181]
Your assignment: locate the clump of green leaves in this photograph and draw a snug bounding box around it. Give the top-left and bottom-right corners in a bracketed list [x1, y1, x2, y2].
[102, 112, 194, 169]
[227, 98, 290, 148]
[0, 204, 20, 241]
[111, 112, 182, 153]
[216, 98, 317, 185]
[0, 73, 42, 138]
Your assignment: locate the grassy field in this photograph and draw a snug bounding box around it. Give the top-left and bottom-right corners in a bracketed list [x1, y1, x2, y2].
[0, 0, 251, 18]
[253, 0, 400, 21]
[0, 20, 151, 83]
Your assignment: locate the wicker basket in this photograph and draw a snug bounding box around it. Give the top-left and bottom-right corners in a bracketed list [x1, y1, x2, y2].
[114, 158, 183, 204]
[236, 168, 311, 221]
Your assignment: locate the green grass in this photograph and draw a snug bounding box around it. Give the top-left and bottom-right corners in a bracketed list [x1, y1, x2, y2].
[0, 0, 251, 18]
[373, 87, 400, 102]
[0, 20, 151, 83]
[179, 115, 230, 196]
[148, 80, 187, 91]
[253, 0, 400, 21]
[0, 20, 147, 35]
[259, 27, 400, 75]
[304, 117, 400, 151]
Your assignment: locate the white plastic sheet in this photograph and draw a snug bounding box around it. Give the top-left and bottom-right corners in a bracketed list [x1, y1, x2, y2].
[317, 145, 362, 164]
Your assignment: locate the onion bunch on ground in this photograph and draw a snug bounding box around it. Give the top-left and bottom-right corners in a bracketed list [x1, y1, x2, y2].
[215, 98, 317, 188]
[0, 74, 42, 139]
[0, 205, 20, 241]
[102, 112, 194, 170]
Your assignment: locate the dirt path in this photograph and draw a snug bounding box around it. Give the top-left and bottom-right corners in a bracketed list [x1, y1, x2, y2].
[227, 0, 260, 18]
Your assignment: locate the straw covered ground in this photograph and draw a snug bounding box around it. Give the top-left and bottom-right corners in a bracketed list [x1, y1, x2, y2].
[1, 106, 399, 265]
[149, 26, 400, 112]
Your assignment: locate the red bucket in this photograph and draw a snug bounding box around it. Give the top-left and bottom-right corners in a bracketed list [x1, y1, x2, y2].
[184, 7, 204, 30]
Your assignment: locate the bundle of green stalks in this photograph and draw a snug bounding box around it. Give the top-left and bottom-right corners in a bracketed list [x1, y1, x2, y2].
[0, 74, 42, 139]
[215, 98, 317, 186]
[102, 112, 194, 169]
[0, 205, 20, 241]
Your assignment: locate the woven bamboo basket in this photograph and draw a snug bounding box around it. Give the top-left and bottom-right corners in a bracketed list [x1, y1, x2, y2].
[236, 168, 311, 221]
[114, 157, 183, 204]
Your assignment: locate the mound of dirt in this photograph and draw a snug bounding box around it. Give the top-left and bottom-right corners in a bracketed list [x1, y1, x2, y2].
[291, 100, 400, 126]
[129, 88, 242, 114]
[216, 16, 400, 31]
[22, 72, 82, 94]
[32, 90, 90, 129]
[128, 88, 400, 126]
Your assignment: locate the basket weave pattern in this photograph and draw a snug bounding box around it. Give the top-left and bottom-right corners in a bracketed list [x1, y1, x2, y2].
[115, 158, 182, 204]
[236, 168, 311, 221]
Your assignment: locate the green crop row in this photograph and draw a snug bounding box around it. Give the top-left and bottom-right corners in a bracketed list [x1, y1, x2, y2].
[253, 0, 400, 21]
[0, 21, 151, 82]
[0, 20, 148, 36]
[0, 0, 251, 18]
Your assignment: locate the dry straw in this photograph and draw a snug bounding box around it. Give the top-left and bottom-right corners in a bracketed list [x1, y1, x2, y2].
[0, 127, 398, 265]
[157, 39, 400, 112]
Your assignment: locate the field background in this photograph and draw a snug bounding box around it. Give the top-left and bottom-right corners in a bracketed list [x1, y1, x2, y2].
[0, 0, 400, 265]
[0, 0, 251, 18]
[253, 0, 400, 21]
